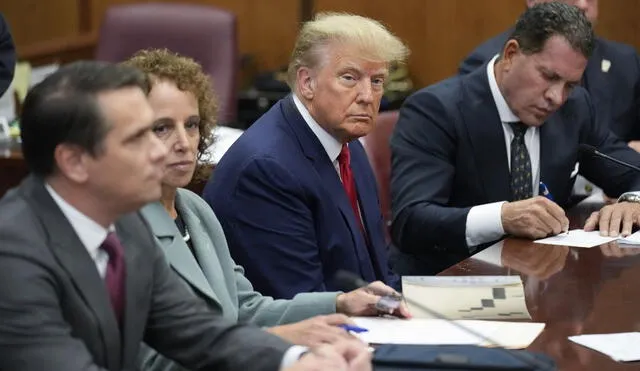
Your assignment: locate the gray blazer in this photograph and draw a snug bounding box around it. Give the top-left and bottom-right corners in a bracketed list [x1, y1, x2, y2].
[138, 188, 338, 371]
[0, 176, 291, 371]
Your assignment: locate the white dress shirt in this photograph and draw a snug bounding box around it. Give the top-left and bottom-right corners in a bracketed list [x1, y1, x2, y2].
[293, 94, 343, 174]
[465, 55, 541, 248]
[45, 184, 303, 369]
[45, 183, 112, 278]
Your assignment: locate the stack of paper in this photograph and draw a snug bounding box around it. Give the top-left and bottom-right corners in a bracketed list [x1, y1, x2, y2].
[535, 229, 640, 248]
[402, 276, 531, 320]
[352, 317, 545, 349]
[569, 333, 640, 362]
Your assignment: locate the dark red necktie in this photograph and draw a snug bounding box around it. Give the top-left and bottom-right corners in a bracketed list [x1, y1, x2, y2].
[338, 144, 364, 232]
[101, 232, 126, 326]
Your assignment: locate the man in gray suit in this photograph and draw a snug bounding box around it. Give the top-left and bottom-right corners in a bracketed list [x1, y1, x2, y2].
[0, 61, 371, 371]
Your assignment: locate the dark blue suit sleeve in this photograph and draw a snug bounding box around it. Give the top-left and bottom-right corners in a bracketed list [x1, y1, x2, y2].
[221, 157, 327, 299]
[0, 14, 15, 97]
[458, 50, 487, 76]
[633, 52, 640, 141]
[458, 31, 510, 76]
[390, 91, 471, 255]
[579, 92, 640, 195]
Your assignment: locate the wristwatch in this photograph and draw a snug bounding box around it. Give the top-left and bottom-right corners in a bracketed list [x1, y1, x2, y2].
[618, 193, 640, 204]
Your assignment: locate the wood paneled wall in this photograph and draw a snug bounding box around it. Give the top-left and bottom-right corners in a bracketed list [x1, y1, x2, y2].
[2, 0, 640, 89]
[315, 0, 527, 87]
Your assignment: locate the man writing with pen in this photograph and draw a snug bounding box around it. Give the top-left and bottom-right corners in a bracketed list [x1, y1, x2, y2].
[389, 2, 640, 275]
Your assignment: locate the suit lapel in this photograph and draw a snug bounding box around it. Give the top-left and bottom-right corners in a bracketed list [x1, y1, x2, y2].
[117, 218, 147, 367]
[351, 142, 385, 281]
[460, 70, 512, 202]
[23, 177, 121, 370]
[140, 202, 220, 304]
[281, 96, 372, 279]
[175, 197, 223, 305]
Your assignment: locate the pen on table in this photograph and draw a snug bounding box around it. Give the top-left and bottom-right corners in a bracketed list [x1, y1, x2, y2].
[540, 181, 569, 235]
[337, 324, 369, 333]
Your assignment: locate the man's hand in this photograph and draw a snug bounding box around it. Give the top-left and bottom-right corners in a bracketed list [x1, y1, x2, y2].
[267, 314, 355, 346]
[285, 339, 372, 371]
[501, 241, 569, 279]
[336, 281, 411, 318]
[628, 140, 640, 153]
[501, 197, 569, 239]
[584, 202, 640, 236]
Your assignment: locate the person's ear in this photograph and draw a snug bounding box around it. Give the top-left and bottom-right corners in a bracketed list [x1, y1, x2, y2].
[53, 143, 91, 183]
[297, 67, 316, 100]
[501, 39, 521, 73]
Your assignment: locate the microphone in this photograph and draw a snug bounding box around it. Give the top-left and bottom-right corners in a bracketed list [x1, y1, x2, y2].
[579, 144, 640, 173]
[334, 270, 555, 371]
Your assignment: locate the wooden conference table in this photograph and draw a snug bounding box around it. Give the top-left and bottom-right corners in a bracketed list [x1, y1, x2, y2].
[440, 200, 640, 370]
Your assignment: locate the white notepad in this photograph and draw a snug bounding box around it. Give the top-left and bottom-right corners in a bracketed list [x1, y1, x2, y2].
[402, 276, 531, 320]
[569, 332, 640, 362]
[534, 229, 640, 248]
[352, 317, 545, 349]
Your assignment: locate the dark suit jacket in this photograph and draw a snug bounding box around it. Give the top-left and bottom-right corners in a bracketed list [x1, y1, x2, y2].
[0, 13, 15, 97]
[203, 95, 398, 299]
[0, 176, 291, 371]
[390, 65, 640, 275]
[459, 29, 640, 141]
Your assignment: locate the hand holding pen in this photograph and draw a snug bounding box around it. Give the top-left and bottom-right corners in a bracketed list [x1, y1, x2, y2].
[501, 182, 569, 239]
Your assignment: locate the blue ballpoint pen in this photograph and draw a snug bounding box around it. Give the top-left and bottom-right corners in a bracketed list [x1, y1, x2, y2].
[539, 181, 554, 201]
[540, 181, 569, 234]
[337, 324, 369, 333]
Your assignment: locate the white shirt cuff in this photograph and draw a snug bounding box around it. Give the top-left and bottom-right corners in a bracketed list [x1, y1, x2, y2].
[465, 201, 507, 247]
[280, 345, 309, 370]
[470, 240, 504, 266]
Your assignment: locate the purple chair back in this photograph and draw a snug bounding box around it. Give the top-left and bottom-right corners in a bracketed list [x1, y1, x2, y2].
[95, 3, 238, 124]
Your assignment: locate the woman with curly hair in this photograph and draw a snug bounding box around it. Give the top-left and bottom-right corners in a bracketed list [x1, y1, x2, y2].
[124, 49, 407, 371]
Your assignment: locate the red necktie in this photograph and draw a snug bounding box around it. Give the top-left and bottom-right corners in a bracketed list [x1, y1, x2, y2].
[101, 232, 126, 326]
[338, 144, 364, 232]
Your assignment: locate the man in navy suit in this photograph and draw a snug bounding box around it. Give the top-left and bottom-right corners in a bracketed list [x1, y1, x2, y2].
[391, 2, 640, 275]
[459, 0, 640, 145]
[0, 13, 15, 97]
[204, 13, 409, 299]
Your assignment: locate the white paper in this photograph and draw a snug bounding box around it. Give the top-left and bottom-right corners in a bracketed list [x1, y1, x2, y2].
[403, 276, 522, 287]
[569, 332, 640, 362]
[534, 229, 618, 248]
[202, 126, 244, 164]
[352, 317, 545, 349]
[535, 229, 640, 248]
[402, 276, 531, 320]
[618, 231, 640, 246]
[352, 317, 480, 345]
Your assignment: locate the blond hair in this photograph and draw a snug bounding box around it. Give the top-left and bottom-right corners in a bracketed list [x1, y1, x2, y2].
[287, 12, 410, 89]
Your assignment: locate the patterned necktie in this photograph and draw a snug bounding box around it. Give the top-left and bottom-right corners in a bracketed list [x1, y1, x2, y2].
[338, 144, 364, 232]
[509, 122, 533, 201]
[101, 232, 126, 326]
